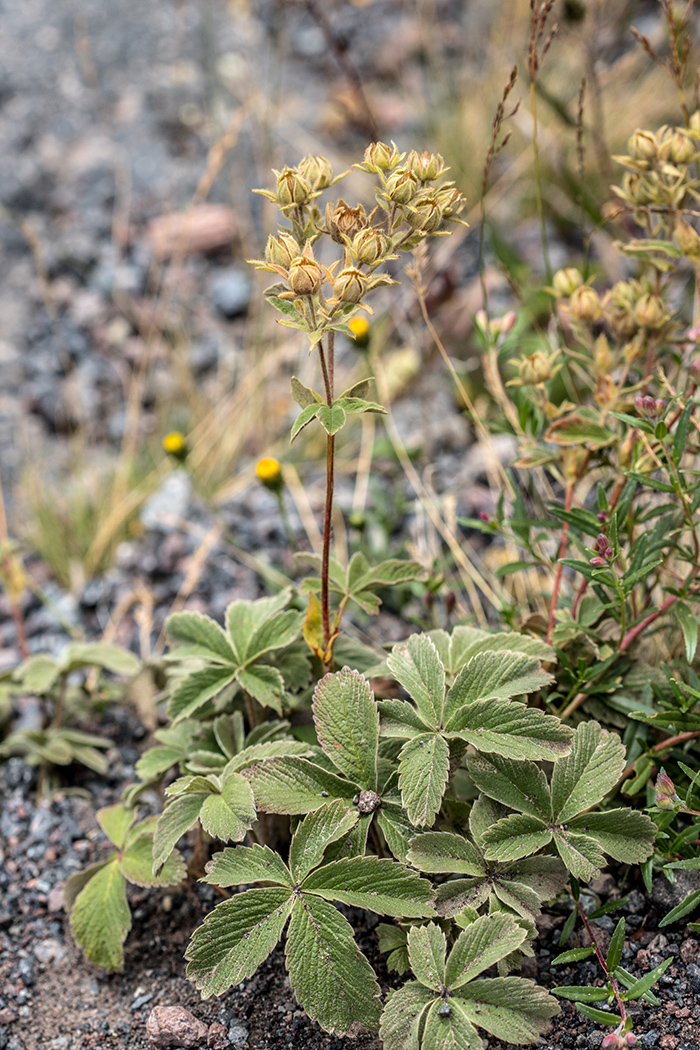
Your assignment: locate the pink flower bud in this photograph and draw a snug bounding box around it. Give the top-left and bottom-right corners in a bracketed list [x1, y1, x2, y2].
[604, 547, 614, 559]
[479, 511, 490, 523]
[597, 511, 607, 523]
[656, 771, 676, 797]
[655, 793, 674, 809]
[596, 533, 610, 551]
[601, 1034, 620, 1050]
[634, 395, 658, 419]
[590, 556, 606, 567]
[624, 1034, 638, 1047]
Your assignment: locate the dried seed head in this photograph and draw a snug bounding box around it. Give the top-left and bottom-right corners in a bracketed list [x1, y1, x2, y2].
[353, 227, 392, 265]
[325, 199, 369, 243]
[552, 267, 583, 297]
[333, 267, 369, 304]
[675, 218, 700, 261]
[406, 149, 445, 181]
[570, 285, 602, 322]
[385, 167, 419, 204]
[668, 130, 696, 165]
[288, 245, 323, 296]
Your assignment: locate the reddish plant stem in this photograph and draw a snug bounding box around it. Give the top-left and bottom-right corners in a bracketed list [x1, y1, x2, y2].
[618, 729, 700, 784]
[575, 898, 627, 1028]
[571, 577, 589, 620]
[546, 480, 574, 644]
[618, 594, 678, 653]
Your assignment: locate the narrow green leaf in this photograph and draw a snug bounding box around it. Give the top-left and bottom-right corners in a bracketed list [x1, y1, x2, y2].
[286, 895, 382, 1034]
[407, 923, 447, 990]
[69, 858, 130, 971]
[388, 634, 446, 726]
[550, 721, 625, 822]
[659, 887, 700, 926]
[674, 602, 699, 664]
[456, 977, 560, 1043]
[551, 947, 596, 965]
[166, 611, 236, 662]
[622, 955, 673, 1000]
[672, 399, 693, 466]
[398, 733, 450, 826]
[302, 856, 434, 917]
[312, 667, 379, 789]
[246, 757, 355, 814]
[606, 918, 625, 972]
[552, 986, 609, 1002]
[203, 843, 291, 887]
[446, 913, 528, 989]
[574, 1004, 621, 1025]
[288, 800, 358, 881]
[186, 887, 293, 998]
[379, 982, 435, 1050]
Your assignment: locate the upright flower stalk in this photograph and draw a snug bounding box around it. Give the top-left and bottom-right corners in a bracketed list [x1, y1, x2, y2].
[250, 145, 466, 667]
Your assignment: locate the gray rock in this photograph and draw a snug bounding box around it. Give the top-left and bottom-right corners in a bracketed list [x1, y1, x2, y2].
[210, 268, 251, 318]
[227, 1023, 249, 1046]
[140, 469, 192, 533]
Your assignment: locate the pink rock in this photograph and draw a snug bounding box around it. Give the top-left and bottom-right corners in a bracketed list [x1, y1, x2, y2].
[146, 1005, 209, 1048]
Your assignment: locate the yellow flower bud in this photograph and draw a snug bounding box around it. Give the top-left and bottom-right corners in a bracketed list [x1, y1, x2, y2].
[352, 227, 392, 265]
[570, 285, 602, 322]
[634, 292, 665, 328]
[628, 129, 657, 162]
[297, 154, 333, 190]
[256, 457, 284, 493]
[385, 167, 418, 204]
[288, 245, 323, 295]
[362, 141, 402, 172]
[163, 432, 187, 460]
[675, 218, 700, 261]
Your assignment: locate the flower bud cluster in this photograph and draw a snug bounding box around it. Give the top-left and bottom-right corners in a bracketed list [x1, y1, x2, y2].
[509, 348, 562, 387]
[600, 1033, 638, 1049]
[612, 122, 700, 228]
[654, 769, 685, 811]
[589, 531, 614, 567]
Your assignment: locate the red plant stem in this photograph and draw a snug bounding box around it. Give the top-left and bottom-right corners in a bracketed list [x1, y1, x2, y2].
[575, 899, 627, 1028]
[618, 594, 677, 653]
[619, 729, 700, 784]
[546, 480, 574, 644]
[571, 577, 589, 620]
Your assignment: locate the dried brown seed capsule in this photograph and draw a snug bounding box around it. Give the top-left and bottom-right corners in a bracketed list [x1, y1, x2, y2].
[325, 199, 369, 243]
[385, 167, 419, 204]
[333, 267, 369, 304]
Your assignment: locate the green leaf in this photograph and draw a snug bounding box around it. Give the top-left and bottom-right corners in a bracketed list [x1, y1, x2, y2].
[445, 650, 555, 723]
[288, 800, 359, 881]
[567, 809, 655, 865]
[14, 654, 59, 693]
[552, 830, 606, 882]
[606, 918, 625, 972]
[225, 739, 311, 774]
[203, 844, 292, 888]
[237, 665, 286, 713]
[552, 986, 609, 1002]
[291, 403, 322, 441]
[380, 982, 434, 1050]
[447, 698, 572, 760]
[244, 611, 303, 664]
[166, 611, 236, 663]
[398, 733, 450, 826]
[445, 913, 528, 988]
[467, 754, 551, 820]
[659, 887, 700, 926]
[199, 773, 256, 843]
[246, 757, 355, 814]
[302, 856, 434, 917]
[456, 977, 560, 1043]
[545, 414, 616, 449]
[378, 699, 429, 737]
[152, 793, 204, 874]
[336, 396, 388, 415]
[408, 831, 484, 876]
[69, 858, 130, 971]
[63, 859, 112, 915]
[168, 667, 238, 723]
[444, 626, 555, 675]
[388, 634, 446, 726]
[622, 956, 673, 999]
[422, 999, 483, 1050]
[673, 399, 693, 466]
[551, 947, 596, 965]
[376, 806, 417, 863]
[481, 813, 552, 863]
[120, 832, 186, 887]
[186, 887, 293, 996]
[317, 402, 347, 436]
[291, 375, 323, 408]
[286, 895, 382, 1034]
[674, 602, 699, 664]
[574, 1004, 621, 1025]
[97, 804, 137, 850]
[550, 721, 625, 822]
[406, 923, 447, 991]
[312, 667, 378, 789]
[62, 642, 141, 677]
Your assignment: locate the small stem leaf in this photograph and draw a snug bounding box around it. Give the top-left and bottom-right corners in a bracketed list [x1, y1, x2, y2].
[317, 402, 347, 436]
[375, 806, 418, 863]
[550, 722, 626, 823]
[379, 982, 435, 1050]
[621, 955, 673, 999]
[291, 403, 322, 441]
[339, 378, 373, 401]
[302, 856, 434, 917]
[674, 602, 699, 664]
[289, 800, 359, 881]
[407, 923, 447, 990]
[447, 698, 573, 760]
[552, 986, 609, 1002]
[97, 804, 138, 850]
[574, 1004, 621, 1025]
[291, 376, 323, 408]
[336, 396, 388, 415]
[69, 858, 130, 971]
[312, 667, 379, 790]
[204, 844, 292, 887]
[120, 833, 186, 888]
[481, 814, 552, 863]
[378, 699, 428, 737]
[551, 947, 596, 965]
[168, 667, 239, 723]
[387, 634, 446, 726]
[165, 611, 236, 663]
[567, 809, 656, 865]
[444, 651, 555, 726]
[186, 888, 293, 998]
[245, 757, 356, 814]
[422, 998, 484, 1050]
[63, 859, 112, 915]
[456, 977, 560, 1042]
[286, 895, 382, 1035]
[237, 665, 286, 714]
[243, 611, 304, 664]
[152, 793, 205, 875]
[407, 832, 485, 876]
[445, 913, 528, 988]
[199, 773, 257, 843]
[446, 627, 555, 676]
[398, 733, 450, 827]
[659, 887, 700, 926]
[551, 829, 606, 882]
[467, 754, 551, 820]
[606, 917, 625, 973]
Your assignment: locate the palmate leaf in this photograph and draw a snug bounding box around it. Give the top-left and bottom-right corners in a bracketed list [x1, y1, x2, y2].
[444, 651, 556, 721]
[186, 887, 294, 998]
[199, 772, 256, 842]
[380, 982, 440, 1050]
[97, 803, 137, 850]
[312, 667, 378, 790]
[456, 977, 559, 1043]
[444, 914, 529, 988]
[237, 665, 286, 713]
[388, 634, 445, 726]
[285, 895, 382, 1034]
[422, 999, 483, 1050]
[407, 924, 447, 990]
[550, 721, 625, 822]
[166, 611, 236, 663]
[245, 756, 355, 813]
[288, 799, 358, 881]
[69, 858, 130, 971]
[168, 666, 238, 723]
[398, 733, 450, 826]
[377, 698, 427, 737]
[434, 626, 555, 677]
[202, 843, 292, 888]
[153, 792, 206, 873]
[302, 856, 434, 917]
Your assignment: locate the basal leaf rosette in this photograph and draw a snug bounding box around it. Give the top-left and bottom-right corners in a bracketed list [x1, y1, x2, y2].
[379, 918, 559, 1050]
[378, 633, 572, 826]
[468, 721, 657, 882]
[185, 800, 434, 1035]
